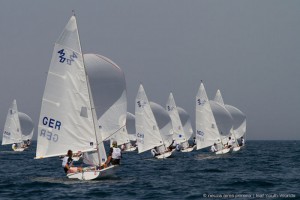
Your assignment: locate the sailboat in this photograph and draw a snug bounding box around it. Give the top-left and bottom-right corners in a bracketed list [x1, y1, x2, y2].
[84, 53, 133, 152]
[135, 84, 174, 159]
[2, 99, 34, 151]
[195, 81, 231, 154]
[166, 93, 194, 152]
[214, 90, 246, 151]
[35, 15, 115, 180]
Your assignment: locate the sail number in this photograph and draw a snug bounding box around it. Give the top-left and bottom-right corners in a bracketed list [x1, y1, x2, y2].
[4, 131, 11, 136]
[42, 117, 61, 130]
[40, 117, 61, 142]
[137, 132, 144, 144]
[196, 130, 205, 136]
[197, 99, 206, 106]
[57, 49, 77, 65]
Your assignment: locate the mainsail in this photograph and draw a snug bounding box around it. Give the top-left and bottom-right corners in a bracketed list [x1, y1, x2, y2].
[36, 16, 98, 159]
[166, 93, 186, 143]
[195, 82, 221, 150]
[135, 85, 163, 153]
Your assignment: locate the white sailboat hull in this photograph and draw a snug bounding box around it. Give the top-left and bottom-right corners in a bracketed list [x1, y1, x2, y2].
[124, 146, 137, 152]
[181, 145, 195, 152]
[215, 148, 230, 155]
[232, 146, 241, 152]
[12, 144, 27, 152]
[67, 165, 116, 180]
[155, 150, 174, 159]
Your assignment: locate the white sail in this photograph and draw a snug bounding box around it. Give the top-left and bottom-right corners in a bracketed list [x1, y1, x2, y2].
[210, 100, 233, 138]
[225, 104, 246, 138]
[36, 16, 97, 159]
[19, 112, 34, 141]
[135, 85, 163, 153]
[126, 112, 136, 141]
[214, 89, 246, 139]
[82, 75, 107, 166]
[150, 102, 174, 147]
[85, 54, 128, 145]
[195, 82, 221, 150]
[2, 100, 22, 145]
[166, 93, 186, 143]
[177, 107, 193, 141]
[214, 89, 225, 105]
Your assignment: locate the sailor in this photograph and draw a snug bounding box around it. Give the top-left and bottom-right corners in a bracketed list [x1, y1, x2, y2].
[168, 139, 176, 151]
[211, 143, 218, 152]
[240, 137, 245, 146]
[175, 142, 181, 151]
[121, 143, 126, 151]
[26, 139, 31, 147]
[227, 137, 233, 148]
[191, 137, 197, 147]
[62, 150, 82, 174]
[104, 141, 122, 167]
[151, 147, 160, 157]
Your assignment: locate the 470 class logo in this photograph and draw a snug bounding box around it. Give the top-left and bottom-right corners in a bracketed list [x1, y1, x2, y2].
[197, 98, 206, 106]
[57, 49, 77, 65]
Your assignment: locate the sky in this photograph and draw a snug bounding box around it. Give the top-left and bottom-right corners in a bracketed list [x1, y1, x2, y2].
[0, 0, 299, 140]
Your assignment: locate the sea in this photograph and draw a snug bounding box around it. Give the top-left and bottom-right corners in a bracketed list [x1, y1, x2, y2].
[0, 141, 299, 200]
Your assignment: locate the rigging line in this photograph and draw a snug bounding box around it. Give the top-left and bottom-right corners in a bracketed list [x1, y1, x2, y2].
[100, 124, 127, 144]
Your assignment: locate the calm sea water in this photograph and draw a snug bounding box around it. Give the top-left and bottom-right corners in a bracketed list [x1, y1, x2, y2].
[0, 141, 299, 200]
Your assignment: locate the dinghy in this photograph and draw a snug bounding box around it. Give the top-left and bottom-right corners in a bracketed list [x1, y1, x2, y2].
[166, 93, 194, 152]
[135, 85, 174, 159]
[35, 15, 115, 180]
[195, 81, 232, 155]
[2, 99, 34, 151]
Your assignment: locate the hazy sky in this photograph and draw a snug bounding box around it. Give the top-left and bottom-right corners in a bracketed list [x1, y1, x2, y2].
[0, 0, 299, 140]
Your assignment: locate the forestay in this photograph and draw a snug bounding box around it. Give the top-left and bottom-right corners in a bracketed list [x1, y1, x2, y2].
[195, 82, 221, 150]
[135, 85, 163, 153]
[36, 16, 97, 159]
[2, 100, 22, 145]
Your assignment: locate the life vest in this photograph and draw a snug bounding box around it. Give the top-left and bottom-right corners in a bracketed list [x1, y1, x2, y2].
[112, 148, 121, 159]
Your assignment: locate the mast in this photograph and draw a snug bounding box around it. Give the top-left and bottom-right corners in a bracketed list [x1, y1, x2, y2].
[75, 13, 102, 166]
